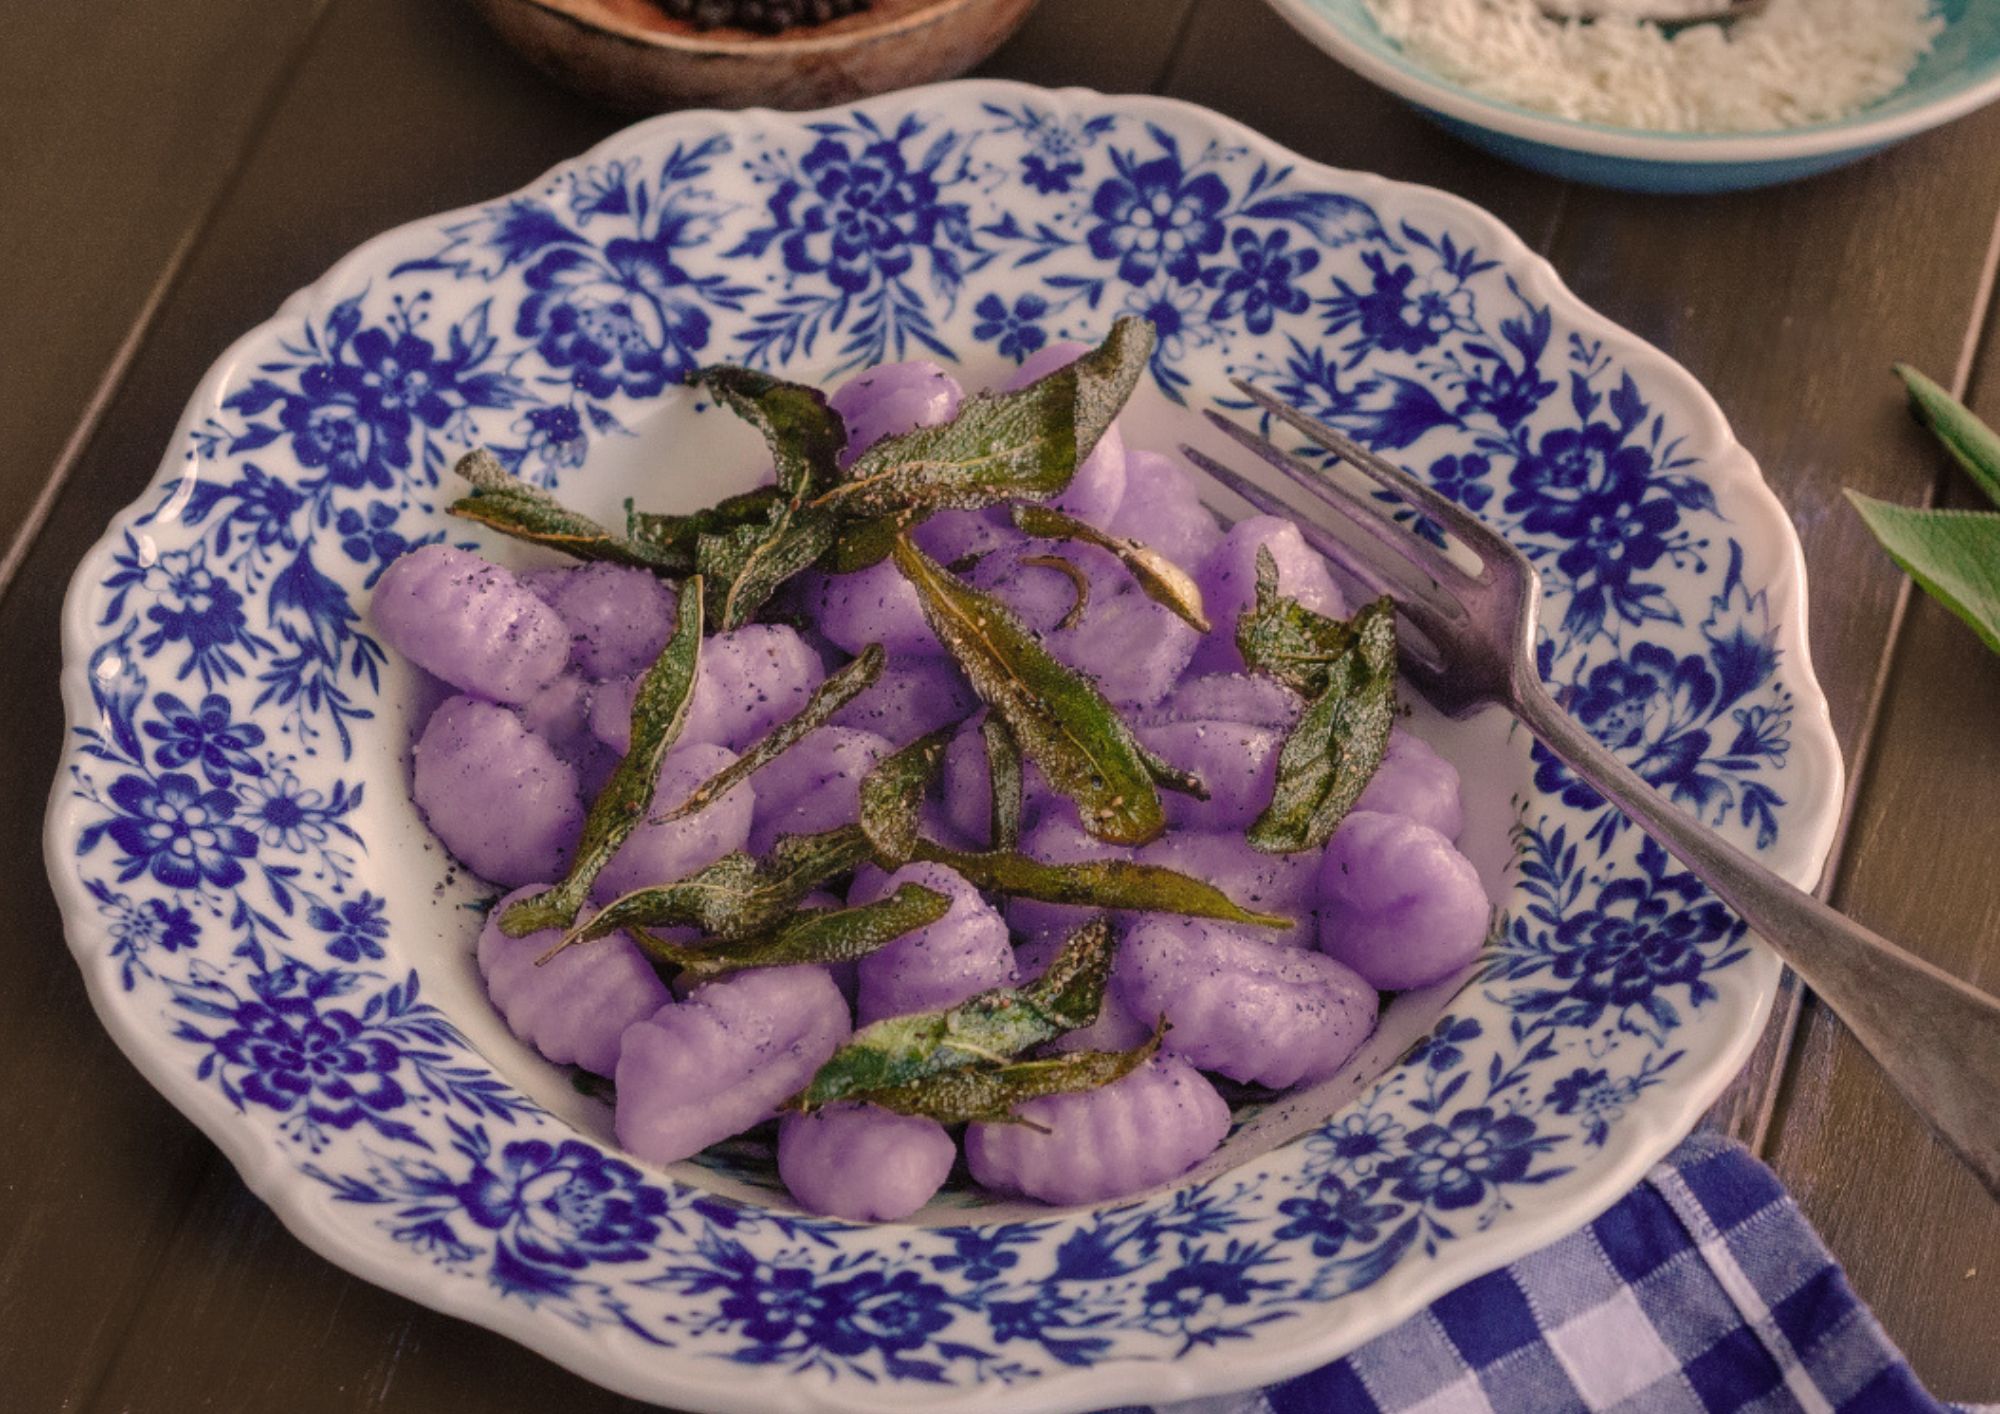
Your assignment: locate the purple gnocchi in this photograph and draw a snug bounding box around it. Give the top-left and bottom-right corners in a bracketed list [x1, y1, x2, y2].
[1135, 828, 1319, 949]
[830, 656, 978, 743]
[1134, 719, 1281, 832]
[1319, 810, 1490, 988]
[828, 359, 964, 467]
[1001, 341, 1127, 525]
[542, 563, 679, 680]
[1353, 728, 1466, 841]
[615, 967, 851, 1167]
[476, 886, 671, 1077]
[1188, 516, 1348, 675]
[1115, 917, 1376, 1088]
[849, 861, 1016, 1024]
[1143, 673, 1303, 731]
[372, 544, 569, 704]
[806, 559, 944, 660]
[778, 1103, 957, 1221]
[1108, 448, 1224, 569]
[590, 625, 824, 754]
[593, 741, 754, 903]
[412, 695, 583, 886]
[1005, 813, 1135, 943]
[963, 1055, 1230, 1206]
[747, 726, 890, 856]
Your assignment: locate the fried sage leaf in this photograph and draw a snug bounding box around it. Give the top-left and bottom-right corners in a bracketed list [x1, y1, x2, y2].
[1247, 590, 1399, 854]
[626, 486, 785, 565]
[1235, 545, 1359, 696]
[790, 918, 1116, 1112]
[982, 715, 1024, 852]
[652, 644, 886, 825]
[857, 726, 955, 866]
[685, 365, 850, 628]
[449, 448, 688, 573]
[852, 1021, 1164, 1126]
[911, 842, 1291, 929]
[501, 582, 704, 936]
[891, 536, 1165, 846]
[1020, 554, 1091, 630]
[545, 825, 875, 960]
[1012, 504, 1211, 632]
[821, 318, 1157, 570]
[637, 883, 950, 984]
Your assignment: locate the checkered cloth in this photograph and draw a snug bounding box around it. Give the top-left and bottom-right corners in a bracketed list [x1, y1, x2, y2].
[1144, 1133, 1992, 1414]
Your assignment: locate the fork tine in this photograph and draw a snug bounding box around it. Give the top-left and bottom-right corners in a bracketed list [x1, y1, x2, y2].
[1203, 410, 1478, 591]
[1230, 380, 1523, 569]
[1177, 444, 1455, 667]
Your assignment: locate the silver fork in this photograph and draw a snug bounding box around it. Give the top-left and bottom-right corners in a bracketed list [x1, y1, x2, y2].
[1185, 382, 2000, 1201]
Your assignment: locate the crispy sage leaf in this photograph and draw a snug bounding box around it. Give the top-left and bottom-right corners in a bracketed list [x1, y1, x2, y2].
[982, 715, 1024, 852]
[852, 1022, 1164, 1126]
[821, 318, 1157, 570]
[891, 535, 1165, 846]
[501, 582, 704, 936]
[637, 883, 950, 984]
[790, 918, 1116, 1112]
[626, 486, 785, 564]
[1236, 545, 1359, 696]
[857, 726, 955, 866]
[911, 841, 1290, 929]
[545, 825, 875, 960]
[1847, 492, 2000, 654]
[685, 365, 849, 628]
[1897, 363, 2000, 510]
[652, 644, 886, 824]
[449, 448, 688, 573]
[1019, 554, 1091, 630]
[1248, 595, 1399, 854]
[1012, 504, 1211, 632]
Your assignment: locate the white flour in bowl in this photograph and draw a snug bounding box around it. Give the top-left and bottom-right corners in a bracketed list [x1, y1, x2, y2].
[1362, 0, 1944, 133]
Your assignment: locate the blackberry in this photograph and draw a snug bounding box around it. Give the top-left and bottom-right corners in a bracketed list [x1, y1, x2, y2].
[658, 0, 873, 35]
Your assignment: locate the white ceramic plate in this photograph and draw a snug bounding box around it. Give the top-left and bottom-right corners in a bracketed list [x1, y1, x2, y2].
[47, 80, 1840, 1412]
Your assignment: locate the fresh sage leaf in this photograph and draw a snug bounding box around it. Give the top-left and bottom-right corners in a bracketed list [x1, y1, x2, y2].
[1248, 594, 1399, 854]
[819, 318, 1156, 570]
[1012, 504, 1211, 632]
[545, 824, 876, 960]
[982, 715, 1024, 852]
[790, 918, 1117, 1112]
[911, 841, 1290, 929]
[1236, 546, 1359, 696]
[891, 535, 1165, 846]
[501, 581, 704, 936]
[856, 725, 955, 867]
[638, 883, 950, 984]
[1847, 491, 2000, 654]
[849, 1021, 1164, 1126]
[652, 645, 885, 825]
[1896, 363, 2000, 510]
[449, 448, 688, 574]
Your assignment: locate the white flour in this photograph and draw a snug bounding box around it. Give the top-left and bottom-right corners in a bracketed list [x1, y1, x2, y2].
[1362, 0, 1943, 133]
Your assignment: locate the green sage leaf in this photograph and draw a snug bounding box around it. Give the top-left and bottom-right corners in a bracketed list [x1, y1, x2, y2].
[851, 1021, 1164, 1125]
[547, 825, 875, 959]
[911, 841, 1290, 929]
[790, 918, 1116, 1112]
[1847, 492, 2000, 654]
[1012, 504, 1211, 632]
[1236, 546, 1359, 697]
[1248, 595, 1399, 853]
[640, 883, 950, 984]
[891, 535, 1165, 846]
[501, 581, 704, 936]
[652, 645, 885, 824]
[626, 486, 785, 564]
[449, 448, 688, 574]
[982, 715, 1024, 852]
[819, 318, 1156, 570]
[1896, 363, 2000, 510]
[857, 726, 955, 867]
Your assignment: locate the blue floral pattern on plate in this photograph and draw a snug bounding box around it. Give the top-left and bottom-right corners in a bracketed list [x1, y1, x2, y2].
[49, 82, 1839, 1411]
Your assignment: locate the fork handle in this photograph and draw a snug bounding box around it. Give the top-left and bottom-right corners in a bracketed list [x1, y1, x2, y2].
[1512, 679, 2000, 1201]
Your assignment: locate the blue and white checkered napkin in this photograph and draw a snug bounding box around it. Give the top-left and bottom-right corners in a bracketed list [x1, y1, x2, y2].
[1145, 1132, 1991, 1414]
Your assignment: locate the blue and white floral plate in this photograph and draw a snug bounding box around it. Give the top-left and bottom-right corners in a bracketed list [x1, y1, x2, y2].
[47, 81, 1841, 1412]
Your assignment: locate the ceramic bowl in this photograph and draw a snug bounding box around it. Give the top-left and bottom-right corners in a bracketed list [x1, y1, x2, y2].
[1261, 0, 2000, 193]
[469, 0, 1042, 111]
[47, 80, 1841, 1410]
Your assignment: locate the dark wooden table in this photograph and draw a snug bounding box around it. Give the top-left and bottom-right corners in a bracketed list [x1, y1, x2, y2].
[5, 0, 1997, 1406]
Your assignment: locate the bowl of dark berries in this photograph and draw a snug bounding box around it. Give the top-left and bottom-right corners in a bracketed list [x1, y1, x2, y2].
[468, 0, 1043, 110]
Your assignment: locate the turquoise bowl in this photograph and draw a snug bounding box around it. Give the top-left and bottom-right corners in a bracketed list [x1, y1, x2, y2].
[1262, 0, 2000, 192]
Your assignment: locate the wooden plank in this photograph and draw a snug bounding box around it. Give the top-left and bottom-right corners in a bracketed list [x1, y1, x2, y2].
[0, 0, 336, 589]
[1756, 332, 2000, 1402]
[979, 0, 1200, 92]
